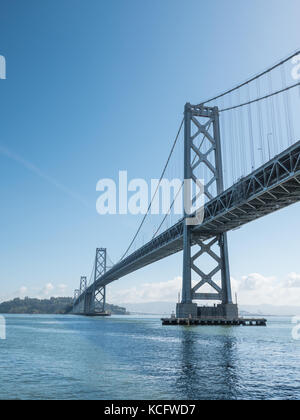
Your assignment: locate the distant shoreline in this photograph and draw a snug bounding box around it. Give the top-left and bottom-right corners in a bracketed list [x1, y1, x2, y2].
[0, 297, 128, 315]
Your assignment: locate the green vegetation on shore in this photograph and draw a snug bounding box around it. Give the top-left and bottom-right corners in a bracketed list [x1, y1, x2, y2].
[0, 297, 128, 315]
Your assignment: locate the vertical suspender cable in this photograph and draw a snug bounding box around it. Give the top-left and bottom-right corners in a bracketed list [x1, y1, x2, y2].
[275, 88, 283, 151]
[237, 90, 246, 176]
[256, 78, 265, 164]
[220, 97, 228, 189]
[281, 65, 294, 146]
[228, 95, 236, 184]
[247, 84, 255, 171]
[268, 72, 278, 155]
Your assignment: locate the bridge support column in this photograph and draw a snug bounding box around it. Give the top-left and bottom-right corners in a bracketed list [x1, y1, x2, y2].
[177, 103, 237, 320]
[73, 288, 81, 314]
[72, 278, 87, 314]
[80, 276, 87, 295]
[89, 248, 107, 315]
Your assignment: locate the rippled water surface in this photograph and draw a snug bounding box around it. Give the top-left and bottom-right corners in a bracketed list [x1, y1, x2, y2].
[0, 314, 300, 400]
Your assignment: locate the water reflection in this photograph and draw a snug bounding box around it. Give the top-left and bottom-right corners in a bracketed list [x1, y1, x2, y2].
[176, 327, 239, 400]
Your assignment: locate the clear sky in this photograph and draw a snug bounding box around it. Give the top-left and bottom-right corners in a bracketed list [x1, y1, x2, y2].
[0, 0, 300, 306]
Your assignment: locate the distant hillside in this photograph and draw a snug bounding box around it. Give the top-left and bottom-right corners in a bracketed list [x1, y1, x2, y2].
[0, 297, 128, 315]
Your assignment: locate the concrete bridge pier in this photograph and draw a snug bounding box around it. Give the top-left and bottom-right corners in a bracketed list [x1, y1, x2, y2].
[176, 303, 238, 320]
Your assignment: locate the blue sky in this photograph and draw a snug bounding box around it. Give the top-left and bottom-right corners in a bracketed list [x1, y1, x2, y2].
[0, 0, 300, 306]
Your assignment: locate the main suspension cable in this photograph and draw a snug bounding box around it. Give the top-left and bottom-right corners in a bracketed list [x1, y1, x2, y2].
[219, 82, 300, 112]
[120, 118, 184, 261]
[200, 49, 300, 105]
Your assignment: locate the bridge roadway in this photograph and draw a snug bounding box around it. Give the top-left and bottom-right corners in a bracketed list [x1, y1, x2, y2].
[75, 140, 300, 306]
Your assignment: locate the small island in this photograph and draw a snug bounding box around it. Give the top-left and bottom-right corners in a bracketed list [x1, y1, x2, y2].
[0, 297, 128, 315]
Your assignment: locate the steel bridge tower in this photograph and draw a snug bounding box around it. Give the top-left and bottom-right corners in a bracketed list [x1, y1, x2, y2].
[80, 276, 87, 295]
[176, 103, 238, 319]
[73, 248, 107, 315]
[91, 248, 107, 313]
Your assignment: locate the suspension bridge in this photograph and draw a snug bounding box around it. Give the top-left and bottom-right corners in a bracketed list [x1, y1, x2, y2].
[73, 50, 300, 322]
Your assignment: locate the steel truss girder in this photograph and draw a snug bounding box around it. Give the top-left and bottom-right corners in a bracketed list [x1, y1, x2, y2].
[195, 141, 300, 236]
